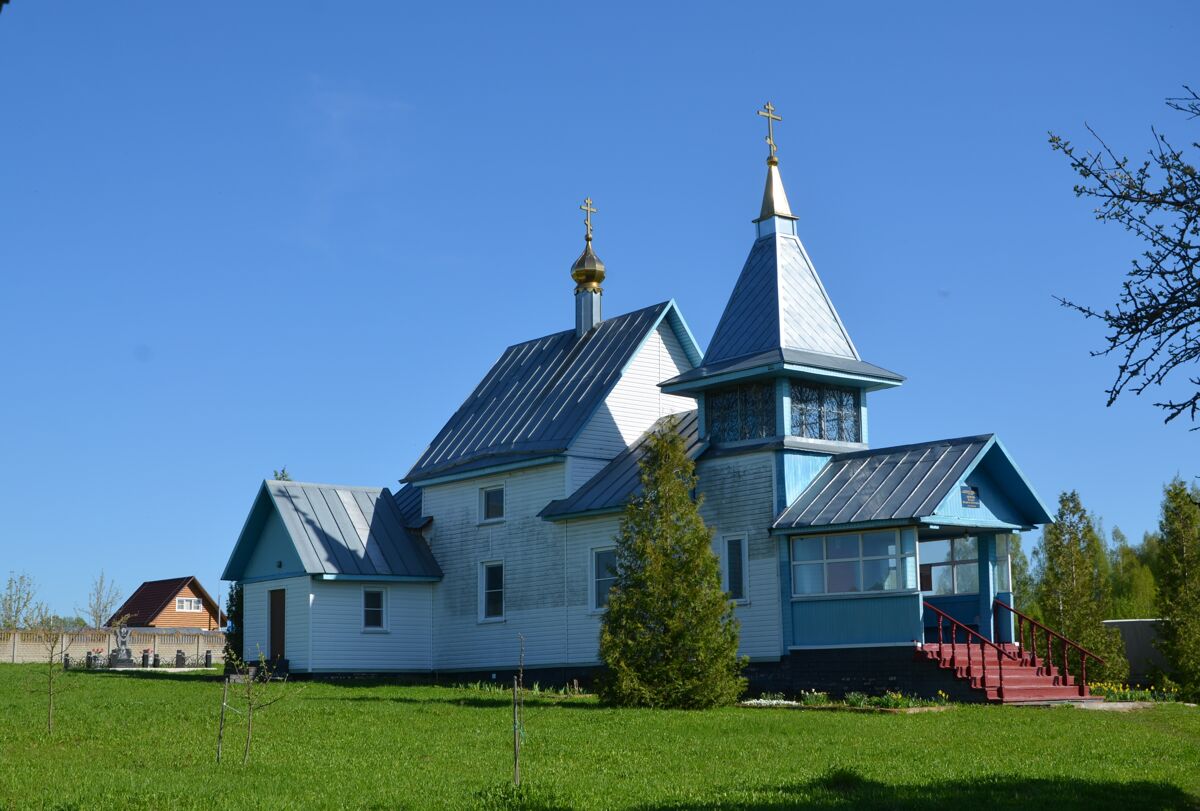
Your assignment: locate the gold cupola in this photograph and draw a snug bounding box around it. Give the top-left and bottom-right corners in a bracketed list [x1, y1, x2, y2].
[572, 197, 605, 336]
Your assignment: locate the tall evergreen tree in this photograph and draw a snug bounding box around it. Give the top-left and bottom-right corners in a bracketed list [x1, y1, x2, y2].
[1036, 491, 1128, 682]
[598, 418, 746, 708]
[1155, 478, 1200, 696]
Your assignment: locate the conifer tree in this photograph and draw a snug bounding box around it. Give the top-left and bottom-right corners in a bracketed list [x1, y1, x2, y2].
[1036, 491, 1128, 682]
[598, 418, 746, 708]
[1155, 478, 1200, 696]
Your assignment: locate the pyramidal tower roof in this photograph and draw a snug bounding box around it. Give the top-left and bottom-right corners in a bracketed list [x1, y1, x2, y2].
[662, 103, 903, 394]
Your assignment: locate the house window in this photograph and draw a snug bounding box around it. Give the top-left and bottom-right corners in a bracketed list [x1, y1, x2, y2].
[789, 382, 861, 442]
[723, 535, 749, 602]
[176, 597, 203, 612]
[790, 528, 917, 596]
[481, 562, 504, 620]
[363, 589, 385, 629]
[919, 537, 979, 595]
[480, 486, 505, 522]
[592, 548, 617, 610]
[706, 382, 776, 442]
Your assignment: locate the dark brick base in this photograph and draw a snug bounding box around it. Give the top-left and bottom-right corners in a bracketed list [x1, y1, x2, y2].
[746, 646, 983, 703]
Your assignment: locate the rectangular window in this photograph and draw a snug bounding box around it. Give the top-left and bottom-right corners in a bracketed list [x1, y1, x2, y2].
[705, 382, 776, 442]
[363, 589, 384, 629]
[994, 535, 1014, 593]
[175, 597, 203, 612]
[481, 562, 504, 620]
[592, 548, 617, 610]
[790, 529, 917, 596]
[919, 536, 981, 595]
[481, 486, 504, 521]
[724, 536, 748, 602]
[788, 382, 862, 442]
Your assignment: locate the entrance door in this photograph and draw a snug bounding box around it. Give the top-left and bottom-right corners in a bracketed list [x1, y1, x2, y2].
[268, 589, 285, 662]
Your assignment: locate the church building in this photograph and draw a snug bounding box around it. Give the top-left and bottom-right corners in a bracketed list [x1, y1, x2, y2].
[223, 105, 1084, 702]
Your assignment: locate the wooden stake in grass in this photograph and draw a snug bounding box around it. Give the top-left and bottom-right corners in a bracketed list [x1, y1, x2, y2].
[216, 676, 228, 764]
[512, 675, 520, 788]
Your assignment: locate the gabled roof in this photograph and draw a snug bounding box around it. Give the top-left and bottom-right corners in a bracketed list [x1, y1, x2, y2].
[107, 576, 221, 628]
[392, 482, 426, 528]
[540, 411, 705, 520]
[773, 434, 1052, 531]
[705, 232, 857, 364]
[223, 481, 442, 581]
[405, 301, 701, 483]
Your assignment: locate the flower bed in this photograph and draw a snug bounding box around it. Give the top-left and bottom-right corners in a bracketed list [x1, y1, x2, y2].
[1089, 681, 1180, 702]
[742, 689, 952, 713]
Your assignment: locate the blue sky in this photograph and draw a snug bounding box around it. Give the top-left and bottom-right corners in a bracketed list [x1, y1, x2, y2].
[1, 3, 1196, 614]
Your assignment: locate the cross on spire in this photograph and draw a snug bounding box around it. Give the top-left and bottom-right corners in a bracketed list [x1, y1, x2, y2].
[757, 101, 782, 160]
[580, 197, 597, 242]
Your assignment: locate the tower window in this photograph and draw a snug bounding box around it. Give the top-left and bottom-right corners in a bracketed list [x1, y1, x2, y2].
[706, 382, 775, 442]
[789, 382, 860, 442]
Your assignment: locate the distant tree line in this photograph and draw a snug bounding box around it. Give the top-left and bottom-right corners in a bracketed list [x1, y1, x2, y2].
[1010, 478, 1200, 696]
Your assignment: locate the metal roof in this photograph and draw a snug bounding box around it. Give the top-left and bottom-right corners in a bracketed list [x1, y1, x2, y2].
[540, 411, 705, 519]
[773, 435, 994, 530]
[405, 301, 701, 483]
[224, 481, 442, 581]
[392, 482, 425, 527]
[662, 346, 904, 392]
[704, 233, 859, 365]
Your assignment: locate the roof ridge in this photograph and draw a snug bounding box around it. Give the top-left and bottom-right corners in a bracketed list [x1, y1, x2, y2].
[265, 480, 390, 493]
[497, 300, 671, 353]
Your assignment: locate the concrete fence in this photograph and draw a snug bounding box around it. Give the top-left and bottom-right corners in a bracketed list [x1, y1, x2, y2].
[0, 628, 227, 665]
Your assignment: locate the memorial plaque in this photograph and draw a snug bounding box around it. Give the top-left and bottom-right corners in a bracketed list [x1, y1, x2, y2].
[960, 485, 980, 509]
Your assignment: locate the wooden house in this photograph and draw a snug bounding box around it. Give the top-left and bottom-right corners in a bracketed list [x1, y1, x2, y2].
[108, 576, 224, 631]
[223, 108, 1099, 702]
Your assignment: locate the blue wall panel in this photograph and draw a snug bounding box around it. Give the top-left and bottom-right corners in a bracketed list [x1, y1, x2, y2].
[777, 451, 831, 513]
[242, 508, 306, 581]
[791, 593, 923, 646]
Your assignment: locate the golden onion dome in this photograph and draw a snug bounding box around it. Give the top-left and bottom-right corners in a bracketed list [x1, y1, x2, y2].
[571, 238, 606, 292]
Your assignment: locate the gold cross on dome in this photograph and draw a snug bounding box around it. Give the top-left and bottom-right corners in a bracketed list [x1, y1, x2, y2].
[757, 101, 782, 158]
[580, 197, 597, 241]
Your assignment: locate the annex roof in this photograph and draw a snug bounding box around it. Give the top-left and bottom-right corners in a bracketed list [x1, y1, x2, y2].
[540, 410, 705, 520]
[107, 575, 221, 628]
[773, 434, 1053, 531]
[222, 481, 442, 581]
[404, 301, 701, 483]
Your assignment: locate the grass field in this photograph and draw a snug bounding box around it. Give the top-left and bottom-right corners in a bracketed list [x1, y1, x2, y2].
[1, 665, 1198, 810]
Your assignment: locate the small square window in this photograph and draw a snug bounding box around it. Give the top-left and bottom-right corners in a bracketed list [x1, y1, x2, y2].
[363, 590, 384, 629]
[481, 486, 504, 521]
[482, 562, 504, 619]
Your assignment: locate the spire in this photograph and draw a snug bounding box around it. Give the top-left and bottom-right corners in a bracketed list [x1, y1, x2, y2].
[571, 197, 605, 336]
[753, 101, 797, 228]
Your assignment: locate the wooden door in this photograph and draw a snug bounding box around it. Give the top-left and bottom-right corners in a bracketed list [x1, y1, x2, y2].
[268, 589, 285, 662]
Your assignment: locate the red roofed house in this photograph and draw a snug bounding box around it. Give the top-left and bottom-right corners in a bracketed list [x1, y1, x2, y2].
[107, 576, 225, 631]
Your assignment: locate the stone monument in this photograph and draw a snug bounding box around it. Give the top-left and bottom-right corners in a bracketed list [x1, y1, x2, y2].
[110, 626, 135, 668]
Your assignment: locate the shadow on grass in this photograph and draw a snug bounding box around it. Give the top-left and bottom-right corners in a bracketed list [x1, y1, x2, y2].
[317, 693, 604, 711]
[628, 768, 1198, 811]
[67, 668, 223, 683]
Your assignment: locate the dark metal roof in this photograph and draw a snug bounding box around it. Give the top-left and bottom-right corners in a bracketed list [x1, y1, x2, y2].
[224, 481, 442, 581]
[107, 576, 222, 628]
[406, 301, 699, 483]
[392, 482, 425, 528]
[540, 411, 704, 519]
[662, 346, 904, 391]
[773, 435, 993, 530]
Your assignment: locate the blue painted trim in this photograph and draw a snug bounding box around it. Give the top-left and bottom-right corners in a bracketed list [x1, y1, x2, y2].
[236, 571, 310, 585]
[222, 481, 272, 581]
[662, 363, 901, 395]
[772, 518, 921, 535]
[413, 455, 565, 487]
[315, 574, 441, 583]
[919, 517, 1028, 531]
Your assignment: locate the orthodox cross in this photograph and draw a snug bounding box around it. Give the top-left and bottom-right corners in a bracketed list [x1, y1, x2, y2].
[580, 197, 597, 241]
[757, 101, 782, 158]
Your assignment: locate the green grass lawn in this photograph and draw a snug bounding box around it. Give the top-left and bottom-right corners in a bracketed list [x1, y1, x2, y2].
[1, 665, 1197, 810]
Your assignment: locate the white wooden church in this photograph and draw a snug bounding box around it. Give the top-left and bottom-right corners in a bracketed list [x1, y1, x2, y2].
[224, 106, 1087, 701]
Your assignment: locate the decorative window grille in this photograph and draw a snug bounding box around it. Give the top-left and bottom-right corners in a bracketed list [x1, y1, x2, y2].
[705, 382, 776, 442]
[789, 382, 861, 442]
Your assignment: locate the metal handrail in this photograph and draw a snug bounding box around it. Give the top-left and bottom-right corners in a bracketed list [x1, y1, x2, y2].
[993, 599, 1104, 694]
[923, 601, 1010, 697]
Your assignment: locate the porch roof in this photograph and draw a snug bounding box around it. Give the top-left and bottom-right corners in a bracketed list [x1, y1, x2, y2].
[773, 434, 1052, 532]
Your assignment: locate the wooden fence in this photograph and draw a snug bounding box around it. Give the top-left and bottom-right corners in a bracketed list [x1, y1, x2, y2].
[0, 628, 226, 665]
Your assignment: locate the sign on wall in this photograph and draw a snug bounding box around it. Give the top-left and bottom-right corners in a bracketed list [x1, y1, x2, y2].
[960, 485, 980, 509]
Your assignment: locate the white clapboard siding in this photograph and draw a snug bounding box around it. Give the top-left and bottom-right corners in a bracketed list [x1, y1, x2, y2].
[308, 581, 433, 672]
[568, 322, 696, 488]
[561, 514, 623, 664]
[422, 463, 571, 671]
[242, 576, 311, 670]
[696, 451, 783, 661]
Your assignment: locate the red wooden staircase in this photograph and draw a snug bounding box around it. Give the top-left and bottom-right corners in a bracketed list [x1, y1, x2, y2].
[917, 600, 1106, 704]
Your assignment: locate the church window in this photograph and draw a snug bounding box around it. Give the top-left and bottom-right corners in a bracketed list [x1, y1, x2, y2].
[705, 383, 776, 442]
[362, 589, 385, 630]
[480, 485, 504, 522]
[592, 548, 617, 611]
[789, 382, 861, 442]
[480, 562, 504, 620]
[790, 528, 917, 596]
[723, 535, 749, 602]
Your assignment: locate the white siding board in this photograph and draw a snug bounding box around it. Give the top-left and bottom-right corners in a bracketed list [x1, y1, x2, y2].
[309, 580, 433, 672]
[241, 576, 311, 670]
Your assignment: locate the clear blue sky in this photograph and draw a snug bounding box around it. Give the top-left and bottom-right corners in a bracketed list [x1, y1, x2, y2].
[1, 3, 1196, 614]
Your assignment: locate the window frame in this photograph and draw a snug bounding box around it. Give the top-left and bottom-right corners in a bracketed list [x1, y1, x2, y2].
[479, 485, 505, 524]
[479, 560, 505, 622]
[590, 546, 618, 613]
[789, 381, 862, 443]
[790, 528, 918, 598]
[919, 536, 981, 595]
[175, 597, 203, 612]
[361, 587, 388, 633]
[722, 534, 750, 604]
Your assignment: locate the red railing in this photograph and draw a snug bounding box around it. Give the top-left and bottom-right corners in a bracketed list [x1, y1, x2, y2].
[993, 599, 1104, 696]
[923, 601, 1014, 698]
